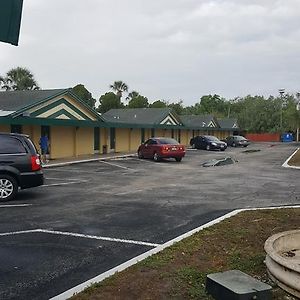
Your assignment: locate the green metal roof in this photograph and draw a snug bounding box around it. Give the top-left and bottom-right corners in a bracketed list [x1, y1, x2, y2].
[103, 108, 182, 125]
[0, 89, 66, 111]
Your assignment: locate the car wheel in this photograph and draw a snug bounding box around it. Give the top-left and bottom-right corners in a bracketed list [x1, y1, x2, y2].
[138, 150, 144, 159]
[206, 144, 211, 151]
[232, 142, 236, 147]
[0, 175, 18, 202]
[175, 157, 182, 162]
[192, 143, 196, 149]
[153, 152, 161, 162]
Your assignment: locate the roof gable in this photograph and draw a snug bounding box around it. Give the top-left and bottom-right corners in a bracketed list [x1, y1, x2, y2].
[0, 89, 103, 122]
[181, 114, 220, 128]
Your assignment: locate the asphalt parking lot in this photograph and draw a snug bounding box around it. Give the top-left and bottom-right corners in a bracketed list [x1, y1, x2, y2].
[0, 143, 299, 299]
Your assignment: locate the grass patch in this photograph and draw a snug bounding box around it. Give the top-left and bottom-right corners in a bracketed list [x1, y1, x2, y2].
[71, 208, 300, 300]
[288, 148, 300, 166]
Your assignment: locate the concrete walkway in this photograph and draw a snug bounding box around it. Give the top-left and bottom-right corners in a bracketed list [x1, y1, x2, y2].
[42, 152, 137, 168]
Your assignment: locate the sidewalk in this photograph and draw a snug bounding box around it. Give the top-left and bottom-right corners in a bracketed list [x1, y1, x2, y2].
[42, 151, 137, 168]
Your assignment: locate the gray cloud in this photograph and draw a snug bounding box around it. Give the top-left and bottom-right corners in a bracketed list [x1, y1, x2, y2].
[1, 0, 299, 105]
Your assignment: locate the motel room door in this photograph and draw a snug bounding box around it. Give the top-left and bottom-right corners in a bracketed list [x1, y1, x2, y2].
[94, 127, 100, 153]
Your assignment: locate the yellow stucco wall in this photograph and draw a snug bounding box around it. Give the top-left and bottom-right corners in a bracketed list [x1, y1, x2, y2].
[181, 130, 191, 146]
[115, 128, 130, 152]
[129, 129, 141, 151]
[51, 126, 75, 159]
[0, 124, 10, 133]
[155, 129, 164, 137]
[75, 127, 94, 156]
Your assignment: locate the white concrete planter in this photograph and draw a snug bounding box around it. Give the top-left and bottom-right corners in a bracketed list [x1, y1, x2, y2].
[264, 230, 300, 298]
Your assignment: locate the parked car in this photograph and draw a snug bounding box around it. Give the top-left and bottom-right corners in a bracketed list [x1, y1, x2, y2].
[190, 135, 227, 151]
[225, 135, 250, 147]
[137, 137, 186, 162]
[0, 133, 44, 201]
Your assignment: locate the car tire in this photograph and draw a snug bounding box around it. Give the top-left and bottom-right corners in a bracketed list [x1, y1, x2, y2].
[0, 175, 18, 202]
[206, 144, 211, 151]
[232, 142, 236, 147]
[138, 150, 144, 159]
[153, 152, 161, 162]
[175, 157, 182, 162]
[191, 143, 196, 149]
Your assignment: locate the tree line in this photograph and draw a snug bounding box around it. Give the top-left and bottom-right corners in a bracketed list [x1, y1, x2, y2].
[1, 67, 299, 133]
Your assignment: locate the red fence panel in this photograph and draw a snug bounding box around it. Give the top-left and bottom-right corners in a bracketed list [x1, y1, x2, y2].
[245, 133, 280, 142]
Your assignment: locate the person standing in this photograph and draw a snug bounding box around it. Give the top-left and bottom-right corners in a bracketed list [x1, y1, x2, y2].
[39, 134, 50, 164]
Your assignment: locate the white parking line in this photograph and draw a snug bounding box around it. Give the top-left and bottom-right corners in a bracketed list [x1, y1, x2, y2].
[0, 229, 160, 247]
[98, 160, 134, 170]
[41, 178, 88, 187]
[0, 204, 32, 208]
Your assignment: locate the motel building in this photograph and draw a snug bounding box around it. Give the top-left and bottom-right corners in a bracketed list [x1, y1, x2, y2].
[0, 89, 240, 160]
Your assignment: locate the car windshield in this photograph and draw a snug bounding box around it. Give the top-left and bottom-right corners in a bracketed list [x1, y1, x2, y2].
[157, 138, 179, 145]
[206, 136, 220, 142]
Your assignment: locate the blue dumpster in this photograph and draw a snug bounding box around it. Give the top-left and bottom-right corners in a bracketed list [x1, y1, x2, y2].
[281, 133, 293, 142]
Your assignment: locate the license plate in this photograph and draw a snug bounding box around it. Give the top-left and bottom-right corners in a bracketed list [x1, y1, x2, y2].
[171, 147, 177, 151]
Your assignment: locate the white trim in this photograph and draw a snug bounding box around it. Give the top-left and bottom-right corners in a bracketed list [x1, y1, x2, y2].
[56, 114, 71, 120]
[37, 103, 85, 120]
[50, 205, 300, 300]
[208, 120, 216, 128]
[160, 115, 178, 125]
[282, 148, 300, 169]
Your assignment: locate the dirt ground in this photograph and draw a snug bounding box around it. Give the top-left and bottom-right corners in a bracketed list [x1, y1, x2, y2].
[288, 148, 300, 166]
[71, 208, 300, 300]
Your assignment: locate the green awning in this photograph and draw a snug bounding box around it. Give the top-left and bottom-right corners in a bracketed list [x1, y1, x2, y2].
[0, 0, 23, 46]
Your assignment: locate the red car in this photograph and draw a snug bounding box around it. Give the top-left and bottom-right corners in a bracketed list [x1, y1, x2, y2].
[137, 137, 186, 162]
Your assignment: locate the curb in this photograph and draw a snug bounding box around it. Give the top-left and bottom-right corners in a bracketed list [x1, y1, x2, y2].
[42, 154, 136, 168]
[282, 148, 300, 169]
[50, 204, 300, 300]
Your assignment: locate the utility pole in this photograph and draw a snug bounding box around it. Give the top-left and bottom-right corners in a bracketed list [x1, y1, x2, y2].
[279, 88, 285, 133]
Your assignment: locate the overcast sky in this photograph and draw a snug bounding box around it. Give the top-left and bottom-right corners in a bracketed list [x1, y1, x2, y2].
[1, 0, 300, 105]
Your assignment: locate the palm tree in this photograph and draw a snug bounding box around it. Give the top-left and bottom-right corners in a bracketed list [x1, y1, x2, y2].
[0, 67, 39, 91]
[109, 81, 128, 99]
[126, 90, 139, 101]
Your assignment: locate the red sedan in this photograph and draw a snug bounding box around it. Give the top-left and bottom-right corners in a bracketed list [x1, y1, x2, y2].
[137, 137, 186, 162]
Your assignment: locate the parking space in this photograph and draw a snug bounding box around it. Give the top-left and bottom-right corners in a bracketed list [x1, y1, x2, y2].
[0, 143, 299, 299]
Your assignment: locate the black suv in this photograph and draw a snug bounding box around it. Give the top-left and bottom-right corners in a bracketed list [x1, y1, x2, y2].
[0, 133, 44, 201]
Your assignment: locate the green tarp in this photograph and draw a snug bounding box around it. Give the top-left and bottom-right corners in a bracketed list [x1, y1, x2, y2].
[0, 0, 23, 46]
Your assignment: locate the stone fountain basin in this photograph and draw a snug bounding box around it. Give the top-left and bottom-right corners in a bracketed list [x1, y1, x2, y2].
[264, 230, 300, 298]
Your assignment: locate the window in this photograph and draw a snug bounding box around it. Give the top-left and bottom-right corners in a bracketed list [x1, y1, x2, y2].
[0, 136, 26, 154]
[158, 138, 179, 145]
[149, 140, 158, 145]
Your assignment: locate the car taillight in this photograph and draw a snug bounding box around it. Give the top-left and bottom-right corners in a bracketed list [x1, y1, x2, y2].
[31, 155, 41, 171]
[162, 146, 170, 151]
